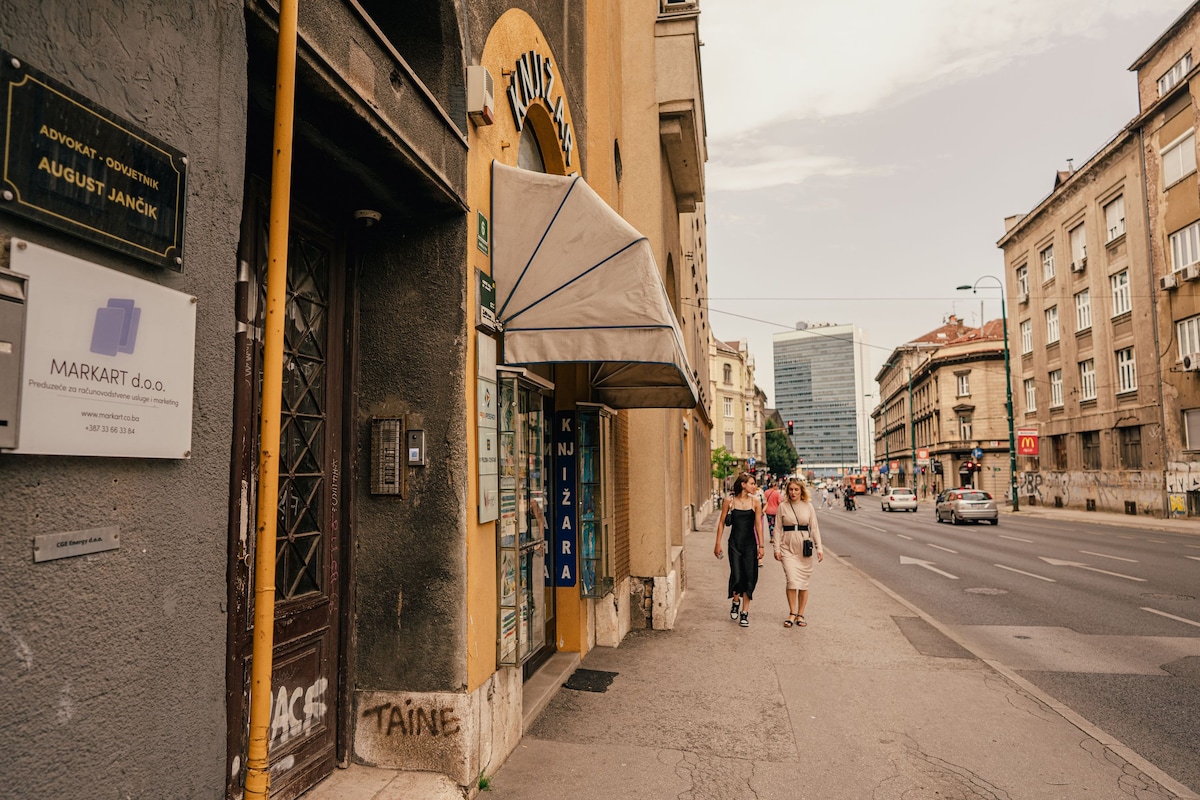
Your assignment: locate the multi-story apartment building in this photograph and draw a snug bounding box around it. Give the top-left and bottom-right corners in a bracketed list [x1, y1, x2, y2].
[998, 128, 1164, 514]
[1130, 7, 1200, 516]
[709, 337, 764, 484]
[873, 317, 1011, 499]
[773, 322, 871, 476]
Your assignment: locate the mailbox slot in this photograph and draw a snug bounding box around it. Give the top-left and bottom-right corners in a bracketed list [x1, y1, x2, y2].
[0, 266, 28, 450]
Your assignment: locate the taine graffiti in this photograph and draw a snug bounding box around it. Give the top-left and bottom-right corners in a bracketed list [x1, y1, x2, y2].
[361, 699, 462, 738]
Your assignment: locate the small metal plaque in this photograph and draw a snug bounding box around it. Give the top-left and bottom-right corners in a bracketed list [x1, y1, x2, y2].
[33, 525, 120, 563]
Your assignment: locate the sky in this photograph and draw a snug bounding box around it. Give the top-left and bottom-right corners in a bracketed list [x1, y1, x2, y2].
[697, 0, 1192, 407]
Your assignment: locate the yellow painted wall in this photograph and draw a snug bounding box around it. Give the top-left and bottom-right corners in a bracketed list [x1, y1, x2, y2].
[465, 9, 583, 690]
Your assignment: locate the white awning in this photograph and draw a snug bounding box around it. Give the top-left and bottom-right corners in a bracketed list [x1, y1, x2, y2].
[491, 162, 699, 409]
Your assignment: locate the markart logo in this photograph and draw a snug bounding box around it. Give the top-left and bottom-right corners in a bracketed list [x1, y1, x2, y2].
[90, 298, 140, 356]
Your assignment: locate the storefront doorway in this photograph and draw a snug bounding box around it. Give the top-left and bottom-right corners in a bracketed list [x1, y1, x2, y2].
[225, 184, 351, 800]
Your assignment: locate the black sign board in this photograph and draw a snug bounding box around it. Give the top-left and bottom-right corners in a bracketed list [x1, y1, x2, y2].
[0, 51, 187, 271]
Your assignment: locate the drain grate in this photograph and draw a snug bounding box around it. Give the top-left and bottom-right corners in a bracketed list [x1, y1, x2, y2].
[563, 669, 618, 693]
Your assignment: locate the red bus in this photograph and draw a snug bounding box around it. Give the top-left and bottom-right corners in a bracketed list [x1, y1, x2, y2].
[843, 474, 868, 494]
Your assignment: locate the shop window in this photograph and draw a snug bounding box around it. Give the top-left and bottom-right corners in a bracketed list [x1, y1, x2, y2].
[578, 405, 614, 599]
[1081, 430, 1101, 470]
[1118, 426, 1142, 469]
[497, 377, 550, 666]
[1185, 409, 1200, 450]
[1051, 434, 1068, 470]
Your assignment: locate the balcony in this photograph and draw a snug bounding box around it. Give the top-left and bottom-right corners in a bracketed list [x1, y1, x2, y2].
[656, 7, 705, 211]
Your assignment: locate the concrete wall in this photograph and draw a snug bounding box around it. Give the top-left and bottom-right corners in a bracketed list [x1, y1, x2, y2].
[0, 2, 247, 797]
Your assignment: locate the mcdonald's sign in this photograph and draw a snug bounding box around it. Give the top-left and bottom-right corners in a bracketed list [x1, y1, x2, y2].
[1016, 427, 1039, 456]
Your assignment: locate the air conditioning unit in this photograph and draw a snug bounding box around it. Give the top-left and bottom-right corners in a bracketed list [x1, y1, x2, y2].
[466, 66, 495, 126]
[1161, 272, 1179, 291]
[1071, 259, 1086, 274]
[1184, 353, 1200, 372]
[1017, 291, 1029, 305]
[1183, 264, 1200, 282]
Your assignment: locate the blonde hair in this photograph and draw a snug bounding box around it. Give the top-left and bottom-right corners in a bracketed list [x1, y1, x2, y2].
[785, 478, 809, 503]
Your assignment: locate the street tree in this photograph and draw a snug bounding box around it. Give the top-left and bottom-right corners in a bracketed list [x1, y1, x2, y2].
[711, 446, 737, 491]
[765, 428, 799, 477]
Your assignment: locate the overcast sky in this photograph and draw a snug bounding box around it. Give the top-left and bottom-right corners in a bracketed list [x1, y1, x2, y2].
[698, 0, 1191, 407]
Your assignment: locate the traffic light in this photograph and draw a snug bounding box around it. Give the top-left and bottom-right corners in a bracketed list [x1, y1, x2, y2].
[787, 420, 794, 435]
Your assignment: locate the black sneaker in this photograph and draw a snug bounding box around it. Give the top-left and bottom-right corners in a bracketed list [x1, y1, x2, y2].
[730, 597, 740, 620]
[739, 612, 749, 628]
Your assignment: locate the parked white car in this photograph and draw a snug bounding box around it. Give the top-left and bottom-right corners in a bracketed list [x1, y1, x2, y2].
[881, 487, 917, 512]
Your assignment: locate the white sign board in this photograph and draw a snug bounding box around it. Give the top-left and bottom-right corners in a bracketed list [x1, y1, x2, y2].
[12, 239, 196, 458]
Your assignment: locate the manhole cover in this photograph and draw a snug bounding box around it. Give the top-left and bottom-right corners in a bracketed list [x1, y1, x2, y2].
[1140, 593, 1195, 601]
[964, 587, 1009, 595]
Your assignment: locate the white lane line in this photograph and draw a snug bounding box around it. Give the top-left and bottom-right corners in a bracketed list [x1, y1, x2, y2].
[1149, 539, 1167, 544]
[998, 534, 1034, 543]
[853, 520, 889, 533]
[1117, 535, 1137, 540]
[896, 534, 913, 540]
[1186, 544, 1200, 550]
[899, 556, 958, 579]
[1039, 557, 1146, 582]
[1079, 550, 1138, 563]
[927, 543, 958, 554]
[1142, 607, 1200, 629]
[1187, 556, 1200, 562]
[994, 564, 1056, 582]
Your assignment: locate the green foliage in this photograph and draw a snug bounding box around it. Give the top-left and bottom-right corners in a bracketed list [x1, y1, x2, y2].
[765, 428, 799, 476]
[711, 446, 737, 482]
[478, 773, 492, 791]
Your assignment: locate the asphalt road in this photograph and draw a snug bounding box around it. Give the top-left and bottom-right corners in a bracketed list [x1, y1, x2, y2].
[815, 498, 1200, 794]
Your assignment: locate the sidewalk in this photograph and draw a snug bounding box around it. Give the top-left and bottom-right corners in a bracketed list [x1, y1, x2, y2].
[1002, 502, 1200, 536]
[482, 510, 1200, 800]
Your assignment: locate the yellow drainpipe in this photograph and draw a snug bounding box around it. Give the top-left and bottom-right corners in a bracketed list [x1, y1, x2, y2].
[244, 0, 299, 796]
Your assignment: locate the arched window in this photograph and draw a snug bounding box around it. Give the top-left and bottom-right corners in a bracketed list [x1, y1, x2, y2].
[723, 363, 732, 384]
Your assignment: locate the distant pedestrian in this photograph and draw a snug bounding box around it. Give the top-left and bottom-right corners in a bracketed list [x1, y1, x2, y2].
[763, 481, 782, 542]
[774, 478, 824, 628]
[714, 472, 764, 628]
[820, 486, 831, 508]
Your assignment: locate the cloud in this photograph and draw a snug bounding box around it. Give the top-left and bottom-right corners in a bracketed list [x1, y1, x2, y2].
[707, 143, 892, 192]
[700, 0, 1183, 140]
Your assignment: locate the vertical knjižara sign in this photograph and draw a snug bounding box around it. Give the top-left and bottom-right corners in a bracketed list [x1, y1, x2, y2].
[0, 51, 188, 271]
[553, 411, 577, 587]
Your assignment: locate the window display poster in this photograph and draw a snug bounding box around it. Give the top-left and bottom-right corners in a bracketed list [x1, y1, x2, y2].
[500, 608, 517, 661]
[552, 410, 577, 586]
[12, 239, 196, 457]
[500, 550, 516, 606]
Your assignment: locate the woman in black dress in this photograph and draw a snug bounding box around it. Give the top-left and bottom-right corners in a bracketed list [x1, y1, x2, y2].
[714, 472, 765, 627]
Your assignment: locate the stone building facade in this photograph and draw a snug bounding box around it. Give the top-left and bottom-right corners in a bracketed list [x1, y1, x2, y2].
[998, 130, 1165, 515]
[1130, 5, 1200, 516]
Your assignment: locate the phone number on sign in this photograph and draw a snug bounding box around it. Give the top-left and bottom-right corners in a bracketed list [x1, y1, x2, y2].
[85, 424, 136, 435]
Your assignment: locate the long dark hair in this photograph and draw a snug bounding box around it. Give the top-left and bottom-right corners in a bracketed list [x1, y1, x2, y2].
[732, 471, 754, 497]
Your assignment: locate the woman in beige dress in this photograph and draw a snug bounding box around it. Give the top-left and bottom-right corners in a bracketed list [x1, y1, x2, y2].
[773, 478, 823, 627]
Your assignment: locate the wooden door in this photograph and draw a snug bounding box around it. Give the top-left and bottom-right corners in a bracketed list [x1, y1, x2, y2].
[226, 186, 348, 800]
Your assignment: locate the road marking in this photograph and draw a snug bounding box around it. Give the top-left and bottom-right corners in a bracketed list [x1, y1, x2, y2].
[994, 563, 1056, 582]
[1186, 544, 1200, 550]
[899, 555, 958, 579]
[854, 520, 889, 533]
[927, 543, 958, 554]
[1117, 535, 1136, 540]
[998, 534, 1033, 543]
[1148, 539, 1167, 544]
[1187, 556, 1200, 562]
[1079, 550, 1138, 563]
[1142, 607, 1200, 629]
[1038, 557, 1146, 582]
[896, 534, 913, 540]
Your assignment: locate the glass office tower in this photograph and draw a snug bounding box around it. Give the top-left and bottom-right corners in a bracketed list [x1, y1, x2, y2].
[773, 322, 871, 475]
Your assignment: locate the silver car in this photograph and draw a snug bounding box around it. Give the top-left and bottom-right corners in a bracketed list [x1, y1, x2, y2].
[935, 489, 998, 525]
[881, 487, 917, 512]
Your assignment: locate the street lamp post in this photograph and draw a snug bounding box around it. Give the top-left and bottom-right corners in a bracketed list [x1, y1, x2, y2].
[958, 277, 1018, 512]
